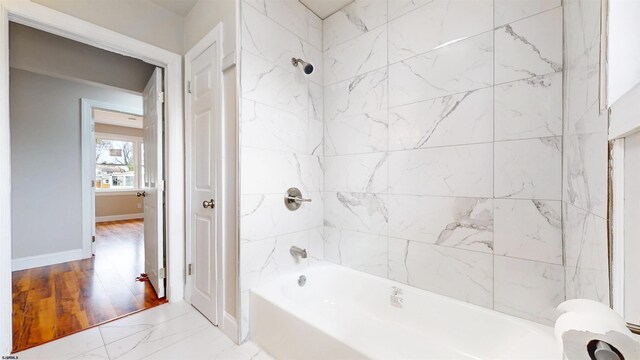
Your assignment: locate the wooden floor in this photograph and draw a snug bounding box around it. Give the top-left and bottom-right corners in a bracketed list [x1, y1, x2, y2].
[12, 219, 166, 353]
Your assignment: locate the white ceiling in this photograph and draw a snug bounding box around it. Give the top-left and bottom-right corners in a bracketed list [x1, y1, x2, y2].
[299, 0, 354, 19]
[149, 0, 199, 16]
[94, 109, 143, 129]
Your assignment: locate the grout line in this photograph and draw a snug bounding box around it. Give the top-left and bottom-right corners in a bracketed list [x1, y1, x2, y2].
[386, 0, 390, 281]
[320, 134, 563, 158]
[495, 4, 564, 29]
[492, 0, 496, 311]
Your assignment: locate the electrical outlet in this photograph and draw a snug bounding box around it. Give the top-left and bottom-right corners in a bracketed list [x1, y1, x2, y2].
[137, 203, 142, 209]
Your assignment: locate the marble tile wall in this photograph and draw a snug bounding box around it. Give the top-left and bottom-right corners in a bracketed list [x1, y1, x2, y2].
[237, 0, 610, 338]
[238, 0, 324, 340]
[563, 0, 610, 305]
[322, 0, 566, 326]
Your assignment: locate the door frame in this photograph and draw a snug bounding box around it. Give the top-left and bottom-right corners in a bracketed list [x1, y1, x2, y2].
[184, 24, 232, 339]
[81, 99, 144, 259]
[0, 1, 185, 353]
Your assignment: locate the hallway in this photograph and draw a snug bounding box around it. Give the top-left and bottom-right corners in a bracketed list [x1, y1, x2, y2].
[12, 220, 165, 352]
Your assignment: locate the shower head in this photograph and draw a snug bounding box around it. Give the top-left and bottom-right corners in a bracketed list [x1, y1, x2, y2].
[291, 58, 314, 75]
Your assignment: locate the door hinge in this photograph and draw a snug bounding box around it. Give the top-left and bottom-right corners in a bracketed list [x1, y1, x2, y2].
[159, 180, 165, 192]
[91, 180, 95, 188]
[159, 268, 166, 279]
[158, 91, 165, 103]
[187, 264, 192, 276]
[92, 235, 96, 243]
[187, 81, 192, 94]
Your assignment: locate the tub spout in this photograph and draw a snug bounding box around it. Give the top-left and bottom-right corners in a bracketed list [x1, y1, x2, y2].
[290, 246, 307, 259]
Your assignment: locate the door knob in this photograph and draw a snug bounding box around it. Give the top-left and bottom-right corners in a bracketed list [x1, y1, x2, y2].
[203, 199, 215, 209]
[136, 191, 146, 197]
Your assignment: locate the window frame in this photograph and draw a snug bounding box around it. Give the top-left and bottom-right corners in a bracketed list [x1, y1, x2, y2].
[94, 131, 143, 194]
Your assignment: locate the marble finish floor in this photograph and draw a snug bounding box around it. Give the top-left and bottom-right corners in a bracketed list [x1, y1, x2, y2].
[14, 301, 273, 360]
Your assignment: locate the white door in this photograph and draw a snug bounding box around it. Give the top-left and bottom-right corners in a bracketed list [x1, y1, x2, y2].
[187, 43, 220, 324]
[143, 67, 165, 298]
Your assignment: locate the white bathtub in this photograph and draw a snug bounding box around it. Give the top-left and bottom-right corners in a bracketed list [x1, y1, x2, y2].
[250, 262, 562, 360]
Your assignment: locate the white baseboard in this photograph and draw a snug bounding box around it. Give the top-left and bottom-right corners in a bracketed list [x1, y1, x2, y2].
[12, 249, 84, 271]
[222, 312, 239, 344]
[96, 213, 144, 222]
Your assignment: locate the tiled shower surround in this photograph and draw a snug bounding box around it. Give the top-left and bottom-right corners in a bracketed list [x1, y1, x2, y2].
[322, 0, 564, 325]
[238, 0, 609, 340]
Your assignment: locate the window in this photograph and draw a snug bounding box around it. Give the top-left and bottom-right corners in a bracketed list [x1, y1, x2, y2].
[95, 133, 143, 191]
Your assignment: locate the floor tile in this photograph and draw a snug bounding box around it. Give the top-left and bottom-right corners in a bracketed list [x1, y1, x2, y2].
[99, 301, 195, 344]
[14, 328, 104, 360]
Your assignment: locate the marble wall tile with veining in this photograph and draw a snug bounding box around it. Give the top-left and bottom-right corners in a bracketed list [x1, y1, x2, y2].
[240, 192, 323, 242]
[324, 227, 388, 277]
[388, 238, 493, 308]
[325, 110, 388, 155]
[244, 0, 309, 41]
[324, 26, 387, 85]
[388, 0, 493, 63]
[388, 195, 493, 253]
[564, 203, 608, 272]
[241, 50, 308, 114]
[308, 83, 324, 156]
[494, 199, 562, 264]
[494, 137, 562, 200]
[308, 10, 322, 49]
[565, 266, 610, 306]
[324, 68, 387, 122]
[495, 8, 563, 84]
[388, 143, 493, 198]
[495, 72, 563, 141]
[564, 0, 601, 124]
[389, 32, 493, 107]
[563, 0, 609, 308]
[241, 100, 308, 154]
[565, 101, 608, 138]
[322, 0, 387, 51]
[242, 4, 309, 66]
[240, 232, 309, 292]
[307, 227, 325, 262]
[388, 0, 432, 20]
[388, 87, 493, 150]
[324, 152, 388, 193]
[494, 256, 565, 325]
[495, 0, 561, 27]
[241, 148, 322, 194]
[324, 192, 388, 235]
[563, 133, 608, 218]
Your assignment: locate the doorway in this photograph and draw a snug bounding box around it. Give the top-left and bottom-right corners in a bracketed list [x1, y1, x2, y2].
[8, 23, 168, 352]
[1, 1, 187, 354]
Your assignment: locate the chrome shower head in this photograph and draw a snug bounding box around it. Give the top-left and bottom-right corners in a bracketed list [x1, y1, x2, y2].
[291, 58, 314, 75]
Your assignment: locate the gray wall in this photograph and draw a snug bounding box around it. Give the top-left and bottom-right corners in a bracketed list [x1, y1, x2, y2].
[10, 69, 142, 259]
[10, 23, 156, 93]
[184, 0, 237, 57]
